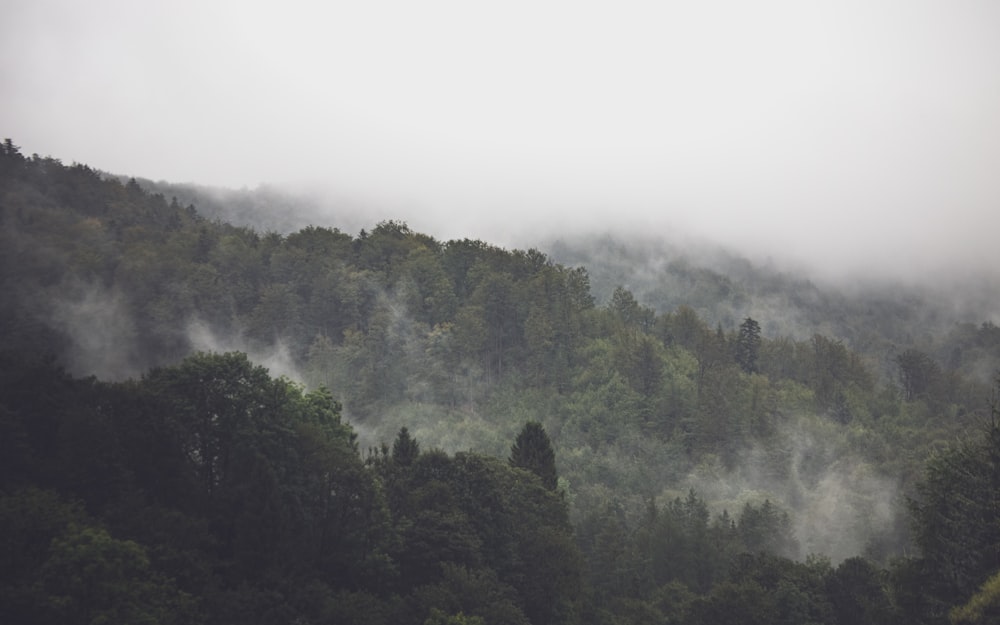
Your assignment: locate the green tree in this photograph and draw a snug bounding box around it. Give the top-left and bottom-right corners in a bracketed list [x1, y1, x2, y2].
[735, 317, 762, 374]
[400, 246, 458, 326]
[610, 286, 654, 331]
[139, 352, 389, 590]
[522, 264, 592, 390]
[826, 557, 891, 625]
[38, 523, 195, 625]
[509, 421, 558, 491]
[737, 500, 799, 558]
[393, 426, 421, 466]
[909, 412, 1000, 614]
[0, 488, 197, 625]
[471, 271, 520, 381]
[390, 451, 483, 591]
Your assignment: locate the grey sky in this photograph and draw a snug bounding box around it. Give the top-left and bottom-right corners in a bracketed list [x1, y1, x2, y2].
[3, 0, 999, 279]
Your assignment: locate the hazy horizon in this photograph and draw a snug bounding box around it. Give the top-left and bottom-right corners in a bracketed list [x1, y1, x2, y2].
[4, 0, 999, 281]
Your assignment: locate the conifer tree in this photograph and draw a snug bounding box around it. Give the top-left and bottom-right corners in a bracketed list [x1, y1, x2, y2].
[735, 317, 762, 374]
[509, 421, 558, 490]
[392, 426, 420, 466]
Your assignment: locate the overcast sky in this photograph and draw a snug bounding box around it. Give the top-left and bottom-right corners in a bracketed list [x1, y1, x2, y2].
[3, 0, 999, 279]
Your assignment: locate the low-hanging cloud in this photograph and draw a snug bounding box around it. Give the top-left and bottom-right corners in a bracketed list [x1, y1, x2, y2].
[2, 0, 998, 283]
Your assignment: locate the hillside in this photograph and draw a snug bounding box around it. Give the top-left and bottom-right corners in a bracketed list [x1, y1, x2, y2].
[3, 139, 1000, 624]
[129, 170, 1000, 386]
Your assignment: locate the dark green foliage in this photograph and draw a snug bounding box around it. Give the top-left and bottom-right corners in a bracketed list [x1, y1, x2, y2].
[896, 348, 942, 402]
[0, 352, 389, 623]
[705, 553, 834, 625]
[573, 489, 830, 624]
[809, 333, 873, 413]
[0, 488, 198, 625]
[4, 140, 1000, 625]
[826, 557, 892, 625]
[0, 353, 586, 624]
[636, 491, 723, 594]
[510, 421, 559, 490]
[738, 499, 799, 558]
[610, 286, 655, 331]
[907, 391, 1000, 618]
[379, 445, 580, 624]
[735, 316, 762, 374]
[393, 426, 421, 465]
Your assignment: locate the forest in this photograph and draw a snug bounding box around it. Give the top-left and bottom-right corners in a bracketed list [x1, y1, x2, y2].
[2, 138, 1000, 624]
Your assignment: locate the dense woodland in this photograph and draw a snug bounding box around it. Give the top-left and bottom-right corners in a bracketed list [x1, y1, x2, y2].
[3, 139, 1000, 624]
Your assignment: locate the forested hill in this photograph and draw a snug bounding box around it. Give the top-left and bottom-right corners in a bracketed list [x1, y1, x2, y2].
[545, 233, 1000, 380]
[4, 139, 1000, 624]
[129, 161, 1000, 387]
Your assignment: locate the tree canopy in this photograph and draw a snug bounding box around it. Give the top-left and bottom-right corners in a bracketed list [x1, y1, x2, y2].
[2, 140, 1000, 624]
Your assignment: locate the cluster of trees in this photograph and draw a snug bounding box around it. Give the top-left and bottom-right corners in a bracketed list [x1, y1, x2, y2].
[4, 139, 1000, 623]
[547, 234, 1000, 382]
[0, 352, 580, 624]
[3, 350, 1000, 624]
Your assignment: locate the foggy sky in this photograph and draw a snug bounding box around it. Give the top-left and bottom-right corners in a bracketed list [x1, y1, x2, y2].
[3, 0, 999, 280]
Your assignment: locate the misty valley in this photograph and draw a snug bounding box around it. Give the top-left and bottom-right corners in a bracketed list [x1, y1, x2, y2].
[3, 139, 1000, 625]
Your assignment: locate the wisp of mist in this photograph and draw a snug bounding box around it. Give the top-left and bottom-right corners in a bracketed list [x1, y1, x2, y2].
[682, 416, 900, 563]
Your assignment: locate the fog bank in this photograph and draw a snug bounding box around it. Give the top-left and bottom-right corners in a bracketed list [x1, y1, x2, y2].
[4, 0, 999, 283]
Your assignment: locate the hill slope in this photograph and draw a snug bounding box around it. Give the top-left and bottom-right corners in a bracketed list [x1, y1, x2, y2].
[3, 139, 1000, 624]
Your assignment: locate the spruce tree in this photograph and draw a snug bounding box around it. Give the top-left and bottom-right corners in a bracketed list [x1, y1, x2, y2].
[735, 317, 762, 374]
[509, 421, 558, 490]
[392, 426, 420, 466]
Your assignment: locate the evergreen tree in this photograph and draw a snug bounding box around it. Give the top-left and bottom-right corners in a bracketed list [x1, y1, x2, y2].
[509, 421, 558, 491]
[392, 427, 420, 466]
[735, 317, 762, 374]
[908, 383, 1000, 614]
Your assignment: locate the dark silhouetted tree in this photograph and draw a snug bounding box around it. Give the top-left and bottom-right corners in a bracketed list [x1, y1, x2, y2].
[908, 383, 1000, 615]
[735, 317, 762, 374]
[392, 426, 420, 466]
[509, 421, 558, 491]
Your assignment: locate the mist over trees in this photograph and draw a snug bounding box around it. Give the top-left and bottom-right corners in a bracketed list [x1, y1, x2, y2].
[3, 139, 1000, 623]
